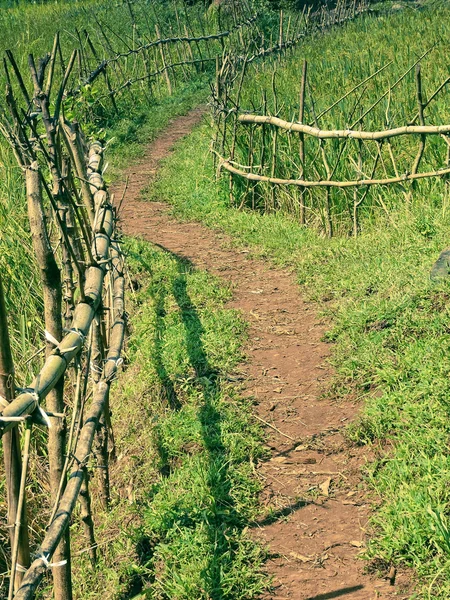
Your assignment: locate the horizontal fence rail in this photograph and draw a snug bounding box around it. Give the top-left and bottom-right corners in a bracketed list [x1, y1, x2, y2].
[237, 114, 450, 141]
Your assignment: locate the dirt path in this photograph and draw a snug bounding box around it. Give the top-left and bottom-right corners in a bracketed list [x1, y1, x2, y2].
[112, 108, 409, 600]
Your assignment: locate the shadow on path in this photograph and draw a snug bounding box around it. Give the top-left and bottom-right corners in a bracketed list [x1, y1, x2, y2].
[306, 585, 364, 600]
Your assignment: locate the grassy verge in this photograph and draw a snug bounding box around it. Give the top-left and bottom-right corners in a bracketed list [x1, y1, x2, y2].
[75, 237, 267, 599]
[106, 77, 209, 180]
[147, 120, 450, 598]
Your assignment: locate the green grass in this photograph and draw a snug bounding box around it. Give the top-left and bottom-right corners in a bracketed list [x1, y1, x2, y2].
[72, 237, 267, 599]
[146, 117, 450, 597]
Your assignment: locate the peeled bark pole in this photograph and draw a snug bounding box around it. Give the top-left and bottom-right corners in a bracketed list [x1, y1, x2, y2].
[0, 273, 31, 592]
[25, 164, 73, 600]
[14, 223, 126, 600]
[237, 114, 450, 141]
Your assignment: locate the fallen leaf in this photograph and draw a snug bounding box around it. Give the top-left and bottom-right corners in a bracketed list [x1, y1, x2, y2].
[290, 552, 312, 563]
[294, 444, 308, 452]
[319, 477, 332, 496]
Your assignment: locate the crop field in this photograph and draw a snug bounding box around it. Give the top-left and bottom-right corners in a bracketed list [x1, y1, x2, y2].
[1, 0, 450, 599]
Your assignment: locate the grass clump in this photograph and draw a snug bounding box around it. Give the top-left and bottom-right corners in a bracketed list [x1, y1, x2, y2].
[74, 237, 267, 599]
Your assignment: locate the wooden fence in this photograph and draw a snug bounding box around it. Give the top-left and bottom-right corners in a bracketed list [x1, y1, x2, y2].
[212, 10, 450, 236]
[0, 41, 126, 597]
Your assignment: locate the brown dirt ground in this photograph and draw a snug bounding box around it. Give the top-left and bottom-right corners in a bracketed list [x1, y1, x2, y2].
[112, 107, 411, 600]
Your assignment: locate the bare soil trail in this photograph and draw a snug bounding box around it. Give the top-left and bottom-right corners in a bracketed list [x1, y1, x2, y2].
[112, 107, 410, 600]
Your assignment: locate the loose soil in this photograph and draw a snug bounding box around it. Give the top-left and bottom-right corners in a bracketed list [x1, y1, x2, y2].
[112, 107, 410, 600]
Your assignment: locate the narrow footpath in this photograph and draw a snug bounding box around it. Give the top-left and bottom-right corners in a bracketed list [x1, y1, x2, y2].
[112, 107, 409, 600]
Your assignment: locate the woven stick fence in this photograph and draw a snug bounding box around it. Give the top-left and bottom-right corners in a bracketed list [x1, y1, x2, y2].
[0, 4, 291, 597]
[212, 28, 450, 236]
[0, 30, 126, 600]
[64, 4, 260, 119]
[0, 3, 269, 597]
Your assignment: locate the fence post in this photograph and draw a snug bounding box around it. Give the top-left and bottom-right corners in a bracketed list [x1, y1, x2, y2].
[0, 273, 31, 594]
[26, 164, 73, 600]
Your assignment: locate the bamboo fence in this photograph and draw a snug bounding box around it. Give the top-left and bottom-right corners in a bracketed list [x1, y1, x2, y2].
[0, 4, 265, 597]
[0, 30, 127, 600]
[65, 5, 260, 114]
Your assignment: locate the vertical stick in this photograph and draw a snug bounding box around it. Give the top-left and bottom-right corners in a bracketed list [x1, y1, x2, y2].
[91, 316, 110, 509]
[8, 422, 32, 600]
[79, 468, 97, 567]
[229, 57, 248, 206]
[183, 24, 196, 64]
[26, 165, 73, 600]
[411, 64, 426, 176]
[299, 60, 307, 225]
[0, 273, 30, 593]
[260, 89, 267, 212]
[279, 10, 283, 50]
[353, 139, 363, 237]
[84, 31, 119, 116]
[60, 120, 94, 224]
[155, 25, 172, 95]
[270, 70, 278, 210]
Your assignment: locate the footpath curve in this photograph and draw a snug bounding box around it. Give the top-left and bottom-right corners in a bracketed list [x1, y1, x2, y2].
[112, 106, 409, 600]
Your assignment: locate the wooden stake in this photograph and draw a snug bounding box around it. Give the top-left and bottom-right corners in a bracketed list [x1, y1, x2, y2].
[155, 24, 172, 95]
[26, 165, 73, 600]
[299, 60, 307, 225]
[8, 421, 32, 600]
[79, 468, 97, 567]
[0, 273, 30, 593]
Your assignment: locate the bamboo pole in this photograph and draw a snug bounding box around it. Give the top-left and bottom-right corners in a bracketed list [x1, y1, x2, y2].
[14, 237, 125, 600]
[0, 273, 30, 593]
[25, 164, 73, 600]
[79, 468, 97, 567]
[8, 421, 32, 600]
[60, 120, 95, 224]
[1, 170, 115, 434]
